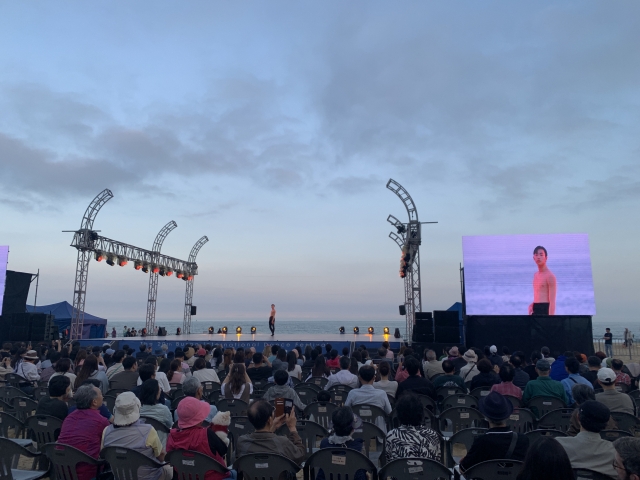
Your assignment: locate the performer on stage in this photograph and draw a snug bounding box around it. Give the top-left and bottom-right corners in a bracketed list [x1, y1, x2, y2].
[269, 304, 276, 336]
[528, 246, 556, 315]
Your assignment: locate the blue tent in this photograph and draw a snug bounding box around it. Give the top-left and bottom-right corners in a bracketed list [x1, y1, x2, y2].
[26, 301, 107, 339]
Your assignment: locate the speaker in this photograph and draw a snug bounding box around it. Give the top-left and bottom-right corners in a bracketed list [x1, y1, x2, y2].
[3, 313, 57, 342]
[190, 306, 197, 316]
[412, 331, 434, 343]
[415, 312, 433, 321]
[433, 310, 459, 328]
[413, 320, 433, 334]
[399, 305, 406, 316]
[157, 327, 167, 337]
[435, 326, 460, 343]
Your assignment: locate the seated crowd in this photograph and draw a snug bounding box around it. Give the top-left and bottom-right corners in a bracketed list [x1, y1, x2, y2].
[1, 339, 640, 480]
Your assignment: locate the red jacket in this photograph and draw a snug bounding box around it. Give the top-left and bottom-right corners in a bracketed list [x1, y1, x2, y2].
[166, 427, 229, 480]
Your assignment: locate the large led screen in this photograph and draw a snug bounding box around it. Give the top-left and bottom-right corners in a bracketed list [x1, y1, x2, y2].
[462, 234, 595, 316]
[0, 246, 8, 314]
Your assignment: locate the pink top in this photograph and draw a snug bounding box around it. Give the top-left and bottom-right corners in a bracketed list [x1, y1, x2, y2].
[490, 381, 523, 400]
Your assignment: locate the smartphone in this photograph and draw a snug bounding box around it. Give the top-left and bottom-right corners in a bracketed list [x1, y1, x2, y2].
[284, 399, 293, 415]
[274, 398, 285, 417]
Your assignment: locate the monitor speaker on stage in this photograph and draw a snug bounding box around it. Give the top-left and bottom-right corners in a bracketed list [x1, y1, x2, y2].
[191, 306, 197, 316]
[415, 312, 433, 321]
[434, 310, 459, 328]
[435, 326, 460, 343]
[157, 327, 167, 336]
[399, 305, 406, 316]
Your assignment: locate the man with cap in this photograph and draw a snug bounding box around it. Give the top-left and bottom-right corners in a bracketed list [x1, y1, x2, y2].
[459, 392, 529, 472]
[448, 346, 467, 374]
[488, 345, 504, 368]
[596, 368, 635, 415]
[522, 359, 567, 408]
[459, 350, 480, 383]
[556, 400, 617, 477]
[102, 392, 174, 480]
[613, 437, 640, 480]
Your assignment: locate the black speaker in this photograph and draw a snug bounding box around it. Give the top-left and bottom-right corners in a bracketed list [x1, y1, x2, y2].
[399, 305, 406, 316]
[433, 310, 459, 328]
[415, 312, 433, 321]
[412, 331, 434, 343]
[435, 326, 460, 343]
[157, 327, 167, 336]
[190, 306, 197, 316]
[413, 320, 433, 334]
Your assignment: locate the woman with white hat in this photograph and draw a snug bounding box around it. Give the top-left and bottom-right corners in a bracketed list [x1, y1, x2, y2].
[459, 349, 480, 384]
[15, 349, 40, 395]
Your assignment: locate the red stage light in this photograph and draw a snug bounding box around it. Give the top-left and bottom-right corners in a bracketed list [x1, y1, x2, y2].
[119, 259, 128, 267]
[152, 266, 160, 274]
[176, 272, 184, 279]
[187, 275, 194, 281]
[166, 270, 173, 277]
[135, 264, 142, 270]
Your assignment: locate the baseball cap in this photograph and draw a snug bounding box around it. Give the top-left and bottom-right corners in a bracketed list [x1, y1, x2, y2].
[597, 367, 616, 385]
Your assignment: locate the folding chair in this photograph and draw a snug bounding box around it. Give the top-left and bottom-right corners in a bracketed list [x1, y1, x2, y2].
[31, 387, 49, 402]
[0, 437, 48, 480]
[0, 411, 31, 448]
[275, 420, 327, 460]
[599, 430, 632, 442]
[235, 453, 299, 480]
[416, 394, 437, 414]
[444, 427, 487, 467]
[351, 404, 389, 433]
[609, 411, 640, 436]
[379, 457, 451, 480]
[469, 387, 492, 401]
[525, 429, 567, 441]
[43, 442, 105, 480]
[537, 408, 574, 433]
[505, 408, 536, 434]
[215, 398, 249, 417]
[504, 395, 523, 408]
[442, 394, 478, 411]
[303, 401, 338, 430]
[352, 421, 386, 465]
[462, 459, 523, 480]
[526, 396, 566, 419]
[438, 407, 486, 437]
[327, 385, 353, 407]
[304, 448, 376, 480]
[101, 446, 167, 480]
[25, 414, 63, 449]
[294, 384, 319, 405]
[436, 386, 467, 404]
[11, 397, 38, 422]
[305, 376, 329, 389]
[166, 449, 229, 480]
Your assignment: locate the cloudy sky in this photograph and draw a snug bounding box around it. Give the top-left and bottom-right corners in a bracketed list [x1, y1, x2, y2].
[0, 1, 639, 328]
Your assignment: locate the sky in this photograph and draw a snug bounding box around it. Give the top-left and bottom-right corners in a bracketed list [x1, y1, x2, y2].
[0, 1, 639, 328]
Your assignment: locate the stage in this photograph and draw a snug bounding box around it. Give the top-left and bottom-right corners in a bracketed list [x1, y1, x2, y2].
[78, 332, 404, 353]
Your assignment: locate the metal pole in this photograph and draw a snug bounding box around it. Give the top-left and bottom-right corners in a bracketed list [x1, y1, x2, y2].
[33, 269, 39, 311]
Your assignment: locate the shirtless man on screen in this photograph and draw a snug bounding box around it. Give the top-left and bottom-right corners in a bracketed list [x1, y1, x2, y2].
[528, 246, 556, 315]
[269, 304, 276, 336]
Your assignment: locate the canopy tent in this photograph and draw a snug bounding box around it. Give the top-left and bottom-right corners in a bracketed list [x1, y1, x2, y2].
[26, 301, 107, 339]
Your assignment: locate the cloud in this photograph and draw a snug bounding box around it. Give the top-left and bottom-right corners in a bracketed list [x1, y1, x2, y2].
[327, 175, 380, 195]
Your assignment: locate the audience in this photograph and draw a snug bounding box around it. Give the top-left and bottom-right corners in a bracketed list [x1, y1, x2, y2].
[324, 356, 359, 390]
[192, 357, 221, 384]
[595, 367, 635, 415]
[459, 350, 479, 383]
[567, 384, 617, 436]
[139, 379, 173, 446]
[58, 385, 111, 480]
[74, 354, 108, 394]
[556, 400, 617, 477]
[459, 392, 529, 472]
[612, 359, 631, 388]
[515, 437, 574, 480]
[432, 359, 466, 390]
[246, 352, 272, 382]
[470, 358, 500, 390]
[263, 369, 307, 411]
[373, 361, 398, 397]
[509, 354, 530, 389]
[384, 393, 441, 462]
[49, 358, 77, 388]
[490, 364, 522, 400]
[395, 357, 436, 399]
[109, 356, 139, 390]
[422, 350, 444, 379]
[523, 351, 542, 381]
[286, 350, 302, 380]
[561, 356, 593, 406]
[105, 350, 125, 380]
[522, 359, 567, 406]
[221, 363, 253, 402]
[612, 437, 640, 480]
[36, 375, 71, 421]
[174, 376, 218, 424]
[316, 407, 367, 480]
[236, 399, 306, 466]
[581, 356, 602, 387]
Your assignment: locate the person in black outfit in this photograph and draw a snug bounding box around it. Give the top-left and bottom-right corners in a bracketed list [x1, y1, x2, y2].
[580, 356, 601, 388]
[523, 351, 541, 381]
[460, 391, 529, 472]
[135, 344, 149, 360]
[509, 354, 531, 389]
[395, 357, 436, 400]
[36, 375, 71, 421]
[247, 352, 273, 382]
[470, 358, 501, 391]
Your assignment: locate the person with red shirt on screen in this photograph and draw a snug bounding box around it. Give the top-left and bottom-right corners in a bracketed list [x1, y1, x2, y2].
[528, 246, 557, 315]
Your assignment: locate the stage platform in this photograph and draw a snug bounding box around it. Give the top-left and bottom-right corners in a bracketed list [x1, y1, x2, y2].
[78, 332, 404, 353]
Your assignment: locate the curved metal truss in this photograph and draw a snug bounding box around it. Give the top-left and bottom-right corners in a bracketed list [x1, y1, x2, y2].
[71, 189, 114, 341]
[184, 236, 209, 334]
[386, 179, 419, 223]
[146, 221, 178, 332]
[388, 232, 404, 250]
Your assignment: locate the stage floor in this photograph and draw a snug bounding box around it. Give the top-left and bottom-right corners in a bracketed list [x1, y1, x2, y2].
[80, 332, 404, 352]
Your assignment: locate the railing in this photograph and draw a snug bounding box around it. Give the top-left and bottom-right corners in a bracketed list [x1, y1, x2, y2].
[592, 339, 639, 360]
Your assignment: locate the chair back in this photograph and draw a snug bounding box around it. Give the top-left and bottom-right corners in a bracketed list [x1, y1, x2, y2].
[165, 449, 228, 480]
[12, 396, 38, 421]
[444, 427, 487, 467]
[327, 385, 353, 406]
[4, 374, 28, 388]
[305, 376, 329, 389]
[378, 457, 450, 480]
[201, 381, 221, 397]
[235, 453, 299, 480]
[505, 408, 536, 434]
[0, 411, 26, 439]
[140, 415, 170, 434]
[438, 407, 486, 437]
[290, 376, 302, 386]
[294, 384, 319, 405]
[215, 398, 249, 417]
[172, 393, 187, 410]
[574, 468, 617, 480]
[629, 389, 640, 400]
[436, 386, 466, 403]
[441, 394, 478, 411]
[463, 459, 523, 480]
[305, 448, 376, 480]
[101, 446, 166, 480]
[386, 394, 396, 409]
[469, 387, 492, 400]
[32, 386, 50, 402]
[0, 437, 47, 480]
[600, 430, 632, 442]
[228, 416, 256, 447]
[525, 429, 567, 441]
[303, 402, 338, 430]
[0, 386, 23, 403]
[527, 396, 566, 419]
[43, 442, 104, 480]
[504, 395, 523, 408]
[0, 398, 15, 414]
[352, 421, 386, 464]
[275, 420, 327, 460]
[350, 404, 388, 431]
[26, 414, 63, 447]
[537, 408, 575, 433]
[106, 389, 128, 398]
[609, 412, 640, 435]
[415, 394, 437, 414]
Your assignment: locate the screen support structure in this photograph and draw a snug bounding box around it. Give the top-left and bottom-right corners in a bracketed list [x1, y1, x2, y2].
[145, 221, 178, 333]
[183, 236, 209, 334]
[386, 179, 437, 343]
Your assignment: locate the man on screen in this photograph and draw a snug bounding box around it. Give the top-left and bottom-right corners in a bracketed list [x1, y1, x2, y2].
[528, 246, 556, 315]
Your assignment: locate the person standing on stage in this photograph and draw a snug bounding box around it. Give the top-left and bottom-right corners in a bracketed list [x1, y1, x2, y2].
[269, 304, 276, 336]
[528, 245, 556, 315]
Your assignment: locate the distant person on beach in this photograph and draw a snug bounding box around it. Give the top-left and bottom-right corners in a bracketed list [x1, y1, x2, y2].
[528, 246, 556, 315]
[269, 304, 276, 336]
[604, 328, 613, 358]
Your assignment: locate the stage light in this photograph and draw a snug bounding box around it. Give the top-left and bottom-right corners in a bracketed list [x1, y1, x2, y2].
[152, 264, 160, 274]
[134, 261, 143, 270]
[118, 256, 128, 267]
[186, 275, 194, 281]
[353, 326, 359, 334]
[208, 326, 214, 334]
[159, 268, 166, 277]
[394, 328, 401, 339]
[397, 224, 406, 234]
[142, 264, 149, 273]
[251, 326, 257, 334]
[106, 254, 116, 266]
[94, 251, 105, 262]
[236, 326, 242, 334]
[383, 327, 390, 335]
[221, 326, 228, 334]
[399, 245, 411, 278]
[368, 327, 374, 334]
[176, 270, 184, 279]
[166, 268, 173, 277]
[339, 326, 345, 334]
